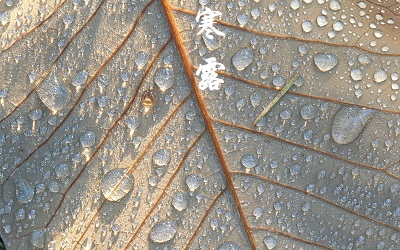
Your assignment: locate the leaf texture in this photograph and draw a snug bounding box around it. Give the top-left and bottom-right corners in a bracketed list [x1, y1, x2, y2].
[1, 0, 400, 249]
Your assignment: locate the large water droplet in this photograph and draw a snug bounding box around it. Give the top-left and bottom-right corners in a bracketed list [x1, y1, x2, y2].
[186, 174, 201, 192]
[241, 154, 258, 169]
[80, 132, 96, 148]
[331, 106, 375, 144]
[28, 109, 43, 121]
[218, 242, 242, 250]
[152, 149, 171, 166]
[300, 104, 315, 120]
[154, 67, 174, 91]
[373, 69, 388, 83]
[101, 168, 134, 201]
[55, 163, 70, 179]
[16, 179, 34, 203]
[125, 116, 140, 130]
[314, 53, 338, 72]
[172, 192, 188, 211]
[36, 70, 70, 111]
[232, 48, 254, 70]
[263, 236, 277, 249]
[30, 229, 46, 248]
[301, 20, 313, 33]
[135, 51, 149, 69]
[149, 220, 177, 243]
[72, 70, 88, 87]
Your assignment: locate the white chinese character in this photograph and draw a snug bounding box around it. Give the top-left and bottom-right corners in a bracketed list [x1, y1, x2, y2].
[196, 7, 225, 39]
[196, 57, 225, 91]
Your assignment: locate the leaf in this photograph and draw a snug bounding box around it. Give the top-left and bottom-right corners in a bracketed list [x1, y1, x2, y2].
[1, 0, 400, 249]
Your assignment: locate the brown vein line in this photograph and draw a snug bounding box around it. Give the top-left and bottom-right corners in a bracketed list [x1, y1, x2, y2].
[183, 187, 227, 250]
[72, 93, 193, 249]
[160, 1, 257, 249]
[3, 0, 157, 184]
[0, 0, 68, 53]
[212, 118, 400, 182]
[171, 7, 400, 57]
[191, 67, 400, 116]
[123, 129, 207, 249]
[0, 0, 108, 124]
[233, 171, 400, 233]
[44, 36, 172, 230]
[250, 226, 332, 250]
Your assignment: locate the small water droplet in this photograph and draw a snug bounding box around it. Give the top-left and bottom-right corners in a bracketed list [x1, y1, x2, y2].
[28, 109, 43, 121]
[149, 220, 177, 243]
[154, 67, 174, 91]
[373, 69, 388, 83]
[55, 164, 70, 179]
[250, 92, 261, 107]
[72, 70, 88, 87]
[36, 70, 70, 111]
[218, 242, 242, 250]
[30, 229, 46, 248]
[301, 20, 313, 33]
[350, 68, 363, 81]
[232, 48, 254, 70]
[152, 149, 171, 167]
[135, 51, 149, 69]
[241, 154, 258, 169]
[125, 116, 140, 130]
[16, 179, 34, 203]
[97, 75, 108, 88]
[172, 192, 188, 211]
[317, 15, 328, 27]
[331, 106, 375, 144]
[314, 53, 338, 72]
[80, 132, 96, 148]
[300, 104, 315, 120]
[101, 168, 134, 201]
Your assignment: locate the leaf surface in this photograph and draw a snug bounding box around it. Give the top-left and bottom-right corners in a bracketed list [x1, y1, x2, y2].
[1, 0, 400, 249]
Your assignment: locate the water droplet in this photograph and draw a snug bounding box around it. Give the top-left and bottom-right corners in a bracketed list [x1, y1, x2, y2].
[272, 76, 285, 88]
[135, 51, 149, 69]
[289, 164, 301, 175]
[290, 0, 300, 10]
[101, 168, 134, 201]
[218, 242, 242, 250]
[329, 0, 341, 10]
[186, 174, 201, 192]
[97, 75, 108, 88]
[55, 164, 70, 179]
[152, 149, 171, 167]
[154, 67, 174, 91]
[300, 104, 315, 120]
[63, 13, 74, 25]
[16, 179, 34, 204]
[237, 13, 249, 26]
[80, 132, 96, 148]
[250, 92, 261, 107]
[30, 229, 46, 248]
[0, 12, 10, 25]
[331, 106, 375, 145]
[253, 206, 263, 219]
[241, 154, 258, 169]
[374, 69, 388, 83]
[332, 21, 344, 31]
[125, 116, 140, 130]
[149, 220, 177, 243]
[202, 33, 220, 50]
[28, 109, 43, 121]
[232, 48, 254, 70]
[301, 202, 311, 211]
[314, 53, 338, 72]
[357, 54, 371, 65]
[263, 236, 277, 249]
[301, 20, 313, 33]
[317, 15, 328, 27]
[36, 70, 70, 111]
[72, 70, 88, 87]
[172, 192, 188, 211]
[350, 68, 363, 81]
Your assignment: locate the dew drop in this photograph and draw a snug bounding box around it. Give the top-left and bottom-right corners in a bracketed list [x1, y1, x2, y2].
[101, 168, 134, 201]
[186, 174, 201, 192]
[202, 33, 220, 50]
[152, 149, 171, 167]
[135, 51, 149, 69]
[301, 202, 311, 211]
[373, 69, 388, 83]
[314, 53, 338, 72]
[55, 164, 70, 179]
[172, 192, 188, 211]
[329, 0, 341, 10]
[357, 54, 371, 65]
[218, 242, 242, 250]
[350, 68, 363, 81]
[272, 76, 285, 88]
[263, 236, 277, 249]
[331, 106, 375, 145]
[63, 13, 74, 25]
[250, 92, 261, 107]
[241, 154, 258, 169]
[290, 0, 300, 10]
[300, 104, 315, 120]
[317, 15, 328, 27]
[36, 70, 70, 111]
[232, 48, 254, 70]
[80, 132, 96, 148]
[72, 70, 88, 87]
[154, 67, 174, 91]
[149, 220, 177, 243]
[289, 164, 301, 176]
[301, 20, 313, 33]
[16, 179, 34, 204]
[30, 229, 46, 248]
[28, 109, 43, 121]
[97, 75, 108, 88]
[332, 21, 344, 31]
